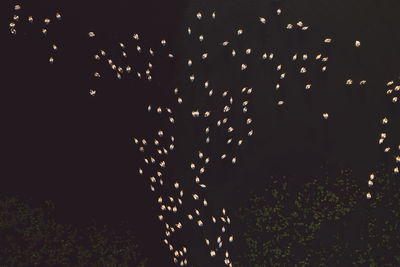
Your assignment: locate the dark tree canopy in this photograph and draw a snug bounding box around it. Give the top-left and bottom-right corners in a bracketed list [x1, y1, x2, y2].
[233, 164, 400, 266]
[0, 194, 148, 267]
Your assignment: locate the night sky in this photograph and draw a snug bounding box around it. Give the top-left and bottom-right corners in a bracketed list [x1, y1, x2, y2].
[2, 0, 400, 266]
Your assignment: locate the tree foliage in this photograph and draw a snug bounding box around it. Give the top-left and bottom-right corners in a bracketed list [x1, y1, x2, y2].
[233, 163, 400, 266]
[0, 195, 148, 267]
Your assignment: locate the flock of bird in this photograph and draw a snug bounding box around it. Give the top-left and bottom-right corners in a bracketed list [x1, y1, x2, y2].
[9, 4, 62, 66]
[8, 2, 399, 266]
[367, 80, 399, 199]
[88, 33, 176, 96]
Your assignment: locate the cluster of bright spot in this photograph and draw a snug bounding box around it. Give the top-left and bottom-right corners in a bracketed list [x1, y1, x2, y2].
[9, 4, 62, 64]
[7, 2, 400, 266]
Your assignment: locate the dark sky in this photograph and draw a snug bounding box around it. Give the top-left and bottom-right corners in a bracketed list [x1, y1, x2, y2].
[2, 0, 400, 266]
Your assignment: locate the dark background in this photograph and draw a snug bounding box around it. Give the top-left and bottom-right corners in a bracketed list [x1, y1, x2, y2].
[2, 0, 400, 266]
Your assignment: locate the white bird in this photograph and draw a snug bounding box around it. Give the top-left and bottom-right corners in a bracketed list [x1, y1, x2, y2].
[259, 17, 266, 24]
[262, 53, 267, 60]
[355, 40, 361, 47]
[269, 53, 274, 60]
[197, 12, 202, 20]
[366, 192, 371, 199]
[160, 161, 166, 168]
